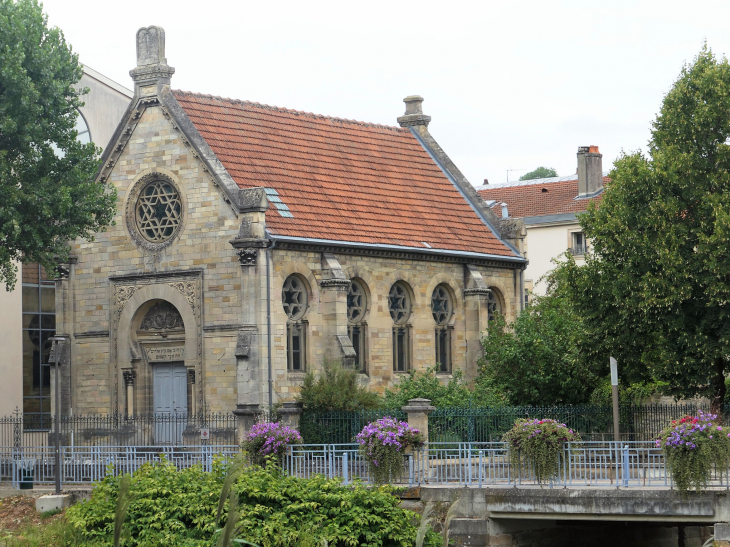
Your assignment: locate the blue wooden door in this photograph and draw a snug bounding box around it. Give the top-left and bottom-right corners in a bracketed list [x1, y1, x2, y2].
[153, 363, 187, 444]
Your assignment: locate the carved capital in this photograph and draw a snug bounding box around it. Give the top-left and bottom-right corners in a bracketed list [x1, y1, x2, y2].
[55, 264, 70, 279]
[320, 279, 351, 291]
[237, 248, 257, 266]
[188, 369, 196, 384]
[123, 370, 136, 387]
[235, 331, 252, 358]
[238, 187, 268, 212]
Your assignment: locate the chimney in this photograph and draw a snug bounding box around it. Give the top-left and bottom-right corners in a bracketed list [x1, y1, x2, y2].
[129, 26, 175, 95]
[397, 96, 431, 127]
[577, 145, 603, 197]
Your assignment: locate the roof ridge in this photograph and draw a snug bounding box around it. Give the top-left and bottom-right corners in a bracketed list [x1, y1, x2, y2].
[476, 172, 610, 191]
[173, 90, 407, 133]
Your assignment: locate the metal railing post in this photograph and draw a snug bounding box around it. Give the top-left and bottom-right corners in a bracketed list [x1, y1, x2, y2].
[622, 445, 629, 487]
[342, 452, 348, 485]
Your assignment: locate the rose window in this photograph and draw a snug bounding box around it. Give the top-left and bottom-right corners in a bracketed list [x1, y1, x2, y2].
[282, 276, 308, 320]
[388, 282, 411, 325]
[135, 180, 182, 242]
[431, 285, 453, 326]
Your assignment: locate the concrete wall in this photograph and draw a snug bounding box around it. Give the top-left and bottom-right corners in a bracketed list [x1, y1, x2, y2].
[0, 261, 23, 417]
[78, 67, 133, 152]
[523, 221, 585, 296]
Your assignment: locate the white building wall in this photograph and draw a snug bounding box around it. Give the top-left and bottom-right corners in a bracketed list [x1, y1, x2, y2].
[0, 262, 23, 417]
[524, 222, 586, 296]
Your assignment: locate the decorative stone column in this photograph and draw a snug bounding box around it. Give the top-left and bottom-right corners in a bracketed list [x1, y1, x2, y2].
[123, 370, 136, 418]
[278, 401, 303, 432]
[320, 253, 355, 367]
[464, 264, 492, 383]
[233, 403, 259, 444]
[401, 398, 436, 443]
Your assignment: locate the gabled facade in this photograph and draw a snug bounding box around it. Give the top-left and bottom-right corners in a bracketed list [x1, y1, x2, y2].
[55, 27, 526, 422]
[478, 147, 607, 298]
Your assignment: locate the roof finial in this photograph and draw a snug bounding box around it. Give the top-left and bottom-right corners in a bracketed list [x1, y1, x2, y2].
[397, 96, 431, 127]
[129, 26, 175, 94]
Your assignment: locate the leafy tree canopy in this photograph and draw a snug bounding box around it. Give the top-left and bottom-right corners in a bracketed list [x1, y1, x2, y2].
[554, 46, 730, 411]
[520, 166, 558, 181]
[478, 294, 603, 406]
[0, 0, 116, 290]
[297, 359, 381, 412]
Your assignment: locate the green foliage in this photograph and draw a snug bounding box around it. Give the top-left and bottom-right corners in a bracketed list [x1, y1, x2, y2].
[382, 368, 503, 409]
[503, 418, 581, 483]
[297, 359, 381, 413]
[66, 458, 442, 547]
[5, 518, 81, 547]
[479, 294, 602, 405]
[0, 0, 117, 289]
[519, 167, 558, 181]
[589, 378, 667, 406]
[553, 46, 730, 411]
[113, 474, 133, 547]
[40, 508, 63, 519]
[658, 411, 730, 494]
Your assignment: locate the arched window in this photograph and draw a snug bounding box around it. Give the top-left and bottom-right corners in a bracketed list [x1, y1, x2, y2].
[282, 275, 309, 371]
[347, 279, 368, 373]
[431, 284, 454, 372]
[389, 282, 412, 372]
[487, 288, 504, 322]
[75, 111, 91, 145]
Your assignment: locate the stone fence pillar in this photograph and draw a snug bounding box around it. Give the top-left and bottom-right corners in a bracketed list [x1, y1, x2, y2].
[278, 401, 303, 432]
[232, 403, 259, 444]
[401, 398, 436, 443]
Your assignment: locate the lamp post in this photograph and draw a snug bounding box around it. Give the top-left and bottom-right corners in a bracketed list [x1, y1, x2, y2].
[610, 357, 620, 443]
[47, 336, 65, 495]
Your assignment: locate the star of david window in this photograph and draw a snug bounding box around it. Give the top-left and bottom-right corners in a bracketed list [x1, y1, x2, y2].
[347, 279, 368, 373]
[487, 288, 503, 322]
[431, 285, 453, 326]
[283, 275, 309, 371]
[388, 282, 411, 325]
[135, 180, 182, 243]
[432, 284, 453, 373]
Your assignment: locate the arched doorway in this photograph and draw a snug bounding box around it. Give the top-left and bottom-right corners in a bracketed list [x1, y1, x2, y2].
[136, 300, 187, 444]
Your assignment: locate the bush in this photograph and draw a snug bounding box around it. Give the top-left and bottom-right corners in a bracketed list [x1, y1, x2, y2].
[297, 359, 381, 413]
[657, 410, 730, 494]
[356, 417, 424, 485]
[66, 458, 441, 547]
[502, 418, 581, 483]
[382, 368, 503, 409]
[589, 378, 667, 406]
[240, 422, 302, 466]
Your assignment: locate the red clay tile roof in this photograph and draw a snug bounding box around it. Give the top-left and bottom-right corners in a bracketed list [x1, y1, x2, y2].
[173, 91, 516, 257]
[477, 176, 607, 219]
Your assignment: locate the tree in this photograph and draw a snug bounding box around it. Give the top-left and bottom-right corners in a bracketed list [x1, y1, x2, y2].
[555, 46, 730, 412]
[0, 0, 116, 290]
[297, 358, 380, 412]
[519, 166, 558, 181]
[478, 293, 603, 405]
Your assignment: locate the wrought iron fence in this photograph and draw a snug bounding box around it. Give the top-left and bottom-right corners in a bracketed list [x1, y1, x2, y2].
[428, 404, 710, 443]
[2, 445, 239, 486]
[0, 410, 237, 448]
[285, 441, 730, 489]
[298, 409, 407, 444]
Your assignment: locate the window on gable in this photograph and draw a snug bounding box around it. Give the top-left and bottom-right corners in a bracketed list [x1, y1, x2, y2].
[347, 279, 368, 373]
[431, 284, 454, 373]
[389, 282, 412, 373]
[282, 275, 308, 371]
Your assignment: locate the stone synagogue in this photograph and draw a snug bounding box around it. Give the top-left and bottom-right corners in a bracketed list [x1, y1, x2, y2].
[54, 26, 526, 427]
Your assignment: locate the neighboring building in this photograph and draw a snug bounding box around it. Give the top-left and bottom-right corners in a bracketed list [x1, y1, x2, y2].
[52, 26, 526, 427]
[0, 67, 133, 422]
[478, 147, 607, 299]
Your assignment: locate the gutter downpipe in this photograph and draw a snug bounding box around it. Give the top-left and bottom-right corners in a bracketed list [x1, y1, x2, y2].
[266, 236, 276, 413]
[519, 267, 525, 311]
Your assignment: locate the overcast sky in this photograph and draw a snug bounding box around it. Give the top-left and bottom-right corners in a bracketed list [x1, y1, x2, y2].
[41, 0, 730, 187]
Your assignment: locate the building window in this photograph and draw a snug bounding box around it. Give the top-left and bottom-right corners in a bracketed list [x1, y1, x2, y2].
[75, 110, 91, 145]
[570, 232, 588, 255]
[487, 288, 503, 322]
[282, 275, 308, 371]
[347, 279, 368, 373]
[431, 284, 453, 372]
[389, 282, 412, 372]
[22, 263, 55, 429]
[135, 179, 183, 243]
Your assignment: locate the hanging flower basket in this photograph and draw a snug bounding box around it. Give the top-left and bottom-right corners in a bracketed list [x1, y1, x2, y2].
[241, 422, 302, 466]
[657, 410, 730, 493]
[356, 417, 424, 484]
[503, 418, 581, 483]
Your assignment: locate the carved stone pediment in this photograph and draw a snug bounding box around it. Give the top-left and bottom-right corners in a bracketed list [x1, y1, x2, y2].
[140, 301, 184, 330]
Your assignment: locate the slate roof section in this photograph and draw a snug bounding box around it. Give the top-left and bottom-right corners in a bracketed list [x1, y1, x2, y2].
[477, 175, 608, 220]
[172, 91, 517, 258]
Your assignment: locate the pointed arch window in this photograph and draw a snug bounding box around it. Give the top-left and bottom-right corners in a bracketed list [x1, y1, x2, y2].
[389, 282, 412, 372]
[487, 288, 504, 322]
[283, 275, 308, 371]
[432, 284, 454, 372]
[347, 279, 368, 373]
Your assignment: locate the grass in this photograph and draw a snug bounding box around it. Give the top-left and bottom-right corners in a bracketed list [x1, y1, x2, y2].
[2, 517, 81, 547]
